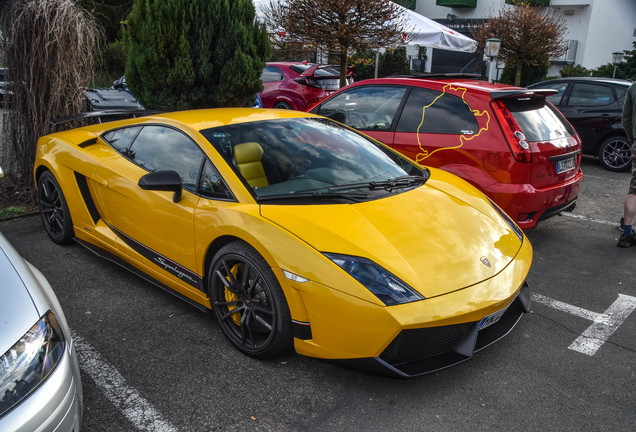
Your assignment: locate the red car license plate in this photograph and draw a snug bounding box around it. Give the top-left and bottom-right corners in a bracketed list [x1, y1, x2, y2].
[556, 157, 575, 174]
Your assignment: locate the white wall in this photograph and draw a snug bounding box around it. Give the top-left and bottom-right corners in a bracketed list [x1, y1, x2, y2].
[583, 0, 635, 67]
[414, 0, 636, 75]
[415, 0, 510, 20]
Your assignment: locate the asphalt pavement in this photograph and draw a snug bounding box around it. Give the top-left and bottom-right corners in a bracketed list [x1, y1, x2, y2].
[1, 156, 635, 432]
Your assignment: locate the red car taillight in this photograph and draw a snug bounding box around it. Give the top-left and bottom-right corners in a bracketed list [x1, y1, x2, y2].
[491, 99, 532, 163]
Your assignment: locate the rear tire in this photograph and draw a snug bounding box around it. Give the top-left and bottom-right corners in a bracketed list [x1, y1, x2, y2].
[37, 171, 74, 245]
[208, 241, 292, 359]
[274, 101, 292, 110]
[598, 136, 632, 172]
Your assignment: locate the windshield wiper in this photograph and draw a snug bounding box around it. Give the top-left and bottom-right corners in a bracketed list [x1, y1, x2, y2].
[256, 190, 369, 202]
[328, 175, 428, 192]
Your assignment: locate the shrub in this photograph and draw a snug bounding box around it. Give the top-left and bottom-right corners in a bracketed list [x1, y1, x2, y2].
[500, 63, 549, 87]
[349, 50, 377, 81]
[560, 64, 591, 77]
[124, 0, 270, 110]
[378, 47, 410, 78]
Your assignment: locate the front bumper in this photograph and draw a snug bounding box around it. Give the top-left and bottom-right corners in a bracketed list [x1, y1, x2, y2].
[327, 283, 531, 377]
[287, 236, 532, 376]
[0, 344, 83, 431]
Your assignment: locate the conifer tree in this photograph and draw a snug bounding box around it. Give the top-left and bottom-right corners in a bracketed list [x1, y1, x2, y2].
[124, 0, 269, 110]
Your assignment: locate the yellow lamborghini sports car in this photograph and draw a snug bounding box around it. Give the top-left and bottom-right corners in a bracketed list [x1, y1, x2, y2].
[34, 109, 532, 377]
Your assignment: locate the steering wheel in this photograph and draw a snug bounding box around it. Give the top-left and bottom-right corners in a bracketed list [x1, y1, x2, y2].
[345, 112, 367, 129]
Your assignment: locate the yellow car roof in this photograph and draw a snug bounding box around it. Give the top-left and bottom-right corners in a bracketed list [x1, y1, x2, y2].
[72, 108, 320, 135]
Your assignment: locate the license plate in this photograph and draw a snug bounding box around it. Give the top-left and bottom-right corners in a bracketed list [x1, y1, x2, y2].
[478, 306, 508, 330]
[556, 157, 575, 174]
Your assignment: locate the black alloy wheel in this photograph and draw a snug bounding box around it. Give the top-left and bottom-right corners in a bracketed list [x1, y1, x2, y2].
[208, 241, 292, 358]
[599, 136, 632, 172]
[38, 171, 74, 245]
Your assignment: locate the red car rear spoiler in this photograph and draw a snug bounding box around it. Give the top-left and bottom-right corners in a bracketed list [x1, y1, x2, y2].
[490, 89, 558, 99]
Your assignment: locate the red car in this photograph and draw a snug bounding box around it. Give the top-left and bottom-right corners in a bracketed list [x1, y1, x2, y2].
[309, 75, 583, 229]
[259, 62, 352, 111]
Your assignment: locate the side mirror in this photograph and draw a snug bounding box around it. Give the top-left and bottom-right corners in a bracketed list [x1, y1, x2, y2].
[0, 166, 4, 179]
[138, 170, 182, 203]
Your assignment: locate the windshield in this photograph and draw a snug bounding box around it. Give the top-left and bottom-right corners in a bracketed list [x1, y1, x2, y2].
[200, 118, 427, 201]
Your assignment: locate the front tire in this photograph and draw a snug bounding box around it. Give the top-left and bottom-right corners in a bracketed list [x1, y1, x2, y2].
[38, 170, 74, 245]
[599, 136, 632, 172]
[208, 241, 292, 358]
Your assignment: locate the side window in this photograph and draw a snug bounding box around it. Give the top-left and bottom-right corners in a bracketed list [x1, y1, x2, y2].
[535, 82, 568, 105]
[129, 126, 205, 191]
[198, 159, 233, 200]
[567, 83, 615, 107]
[615, 86, 628, 107]
[102, 126, 142, 155]
[261, 66, 284, 82]
[314, 86, 407, 131]
[397, 87, 478, 135]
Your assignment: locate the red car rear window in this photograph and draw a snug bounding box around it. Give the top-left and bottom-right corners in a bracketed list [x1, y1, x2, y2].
[501, 97, 576, 142]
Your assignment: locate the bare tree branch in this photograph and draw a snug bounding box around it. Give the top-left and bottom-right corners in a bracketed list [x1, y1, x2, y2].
[1, 0, 102, 179]
[263, 0, 406, 86]
[472, 2, 567, 86]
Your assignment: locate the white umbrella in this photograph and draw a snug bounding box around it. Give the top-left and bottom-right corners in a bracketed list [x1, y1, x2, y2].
[255, 1, 477, 53]
[397, 4, 477, 53]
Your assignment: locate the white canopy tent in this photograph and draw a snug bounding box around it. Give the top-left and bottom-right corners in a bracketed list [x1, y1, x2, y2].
[397, 5, 477, 53]
[253, 1, 478, 74]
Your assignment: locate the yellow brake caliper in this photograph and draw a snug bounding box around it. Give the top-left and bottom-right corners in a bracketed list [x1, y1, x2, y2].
[225, 263, 242, 326]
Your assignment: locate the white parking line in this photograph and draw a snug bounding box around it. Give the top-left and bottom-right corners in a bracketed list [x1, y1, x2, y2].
[72, 331, 178, 432]
[532, 293, 636, 356]
[560, 212, 617, 227]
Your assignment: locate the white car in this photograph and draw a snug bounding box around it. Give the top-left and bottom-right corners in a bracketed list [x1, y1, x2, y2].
[0, 229, 83, 430]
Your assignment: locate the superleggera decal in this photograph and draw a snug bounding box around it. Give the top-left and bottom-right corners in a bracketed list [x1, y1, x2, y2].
[153, 256, 200, 287]
[108, 224, 203, 291]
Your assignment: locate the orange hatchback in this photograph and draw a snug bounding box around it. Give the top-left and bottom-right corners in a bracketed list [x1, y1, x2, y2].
[309, 75, 583, 229]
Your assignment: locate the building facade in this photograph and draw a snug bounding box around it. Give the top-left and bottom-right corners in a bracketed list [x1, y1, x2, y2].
[406, 0, 636, 77]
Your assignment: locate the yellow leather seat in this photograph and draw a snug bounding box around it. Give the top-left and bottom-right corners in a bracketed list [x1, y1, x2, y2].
[234, 142, 269, 188]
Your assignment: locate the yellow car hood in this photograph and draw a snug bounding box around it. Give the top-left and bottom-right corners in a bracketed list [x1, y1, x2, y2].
[260, 185, 522, 299]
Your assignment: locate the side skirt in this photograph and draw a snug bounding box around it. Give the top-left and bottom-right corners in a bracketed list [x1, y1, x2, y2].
[74, 237, 210, 313]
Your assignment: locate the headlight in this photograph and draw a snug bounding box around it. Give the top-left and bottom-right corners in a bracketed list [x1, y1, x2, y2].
[487, 198, 524, 242]
[324, 253, 424, 306]
[0, 311, 65, 417]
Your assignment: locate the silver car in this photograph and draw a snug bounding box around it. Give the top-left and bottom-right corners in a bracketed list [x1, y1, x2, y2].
[0, 231, 83, 430]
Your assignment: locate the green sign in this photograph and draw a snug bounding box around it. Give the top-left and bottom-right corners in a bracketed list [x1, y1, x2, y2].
[393, 0, 417, 10]
[436, 0, 477, 7]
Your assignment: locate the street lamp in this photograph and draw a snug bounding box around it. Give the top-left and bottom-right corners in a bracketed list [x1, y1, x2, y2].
[612, 51, 624, 78]
[485, 38, 501, 83]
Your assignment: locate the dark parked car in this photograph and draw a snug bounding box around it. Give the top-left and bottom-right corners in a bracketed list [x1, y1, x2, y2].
[528, 77, 632, 171]
[84, 87, 144, 112]
[309, 74, 583, 230]
[259, 62, 352, 111]
[0, 226, 83, 431]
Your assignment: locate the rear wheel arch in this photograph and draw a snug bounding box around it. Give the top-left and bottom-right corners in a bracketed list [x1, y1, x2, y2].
[276, 91, 304, 110]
